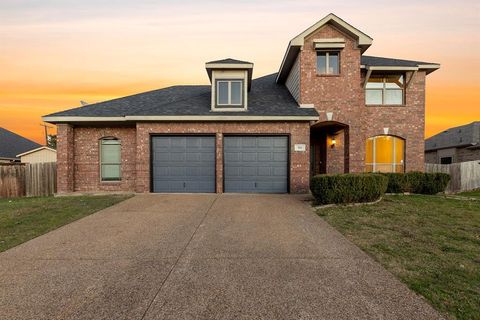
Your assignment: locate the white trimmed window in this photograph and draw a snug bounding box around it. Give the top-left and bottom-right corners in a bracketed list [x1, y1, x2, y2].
[216, 80, 243, 107]
[100, 138, 121, 181]
[316, 51, 340, 75]
[365, 75, 404, 105]
[365, 135, 405, 173]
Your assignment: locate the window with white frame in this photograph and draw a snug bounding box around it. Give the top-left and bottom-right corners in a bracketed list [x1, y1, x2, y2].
[365, 74, 404, 105]
[216, 80, 243, 107]
[100, 138, 121, 181]
[365, 135, 405, 173]
[316, 51, 340, 75]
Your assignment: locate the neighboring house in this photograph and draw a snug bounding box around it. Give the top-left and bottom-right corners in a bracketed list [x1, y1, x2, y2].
[425, 122, 480, 164]
[0, 127, 41, 163]
[43, 13, 439, 194]
[17, 146, 57, 164]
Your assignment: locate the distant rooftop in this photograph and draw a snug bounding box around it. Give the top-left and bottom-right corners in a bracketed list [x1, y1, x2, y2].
[0, 127, 41, 160]
[425, 122, 480, 151]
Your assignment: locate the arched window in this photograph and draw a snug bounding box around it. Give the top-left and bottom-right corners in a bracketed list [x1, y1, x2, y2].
[100, 138, 121, 181]
[365, 135, 405, 173]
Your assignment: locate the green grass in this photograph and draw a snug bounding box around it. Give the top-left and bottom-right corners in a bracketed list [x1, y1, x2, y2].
[0, 195, 132, 252]
[456, 189, 480, 199]
[317, 195, 480, 320]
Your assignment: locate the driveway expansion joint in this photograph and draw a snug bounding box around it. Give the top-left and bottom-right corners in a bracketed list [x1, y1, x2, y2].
[139, 194, 220, 320]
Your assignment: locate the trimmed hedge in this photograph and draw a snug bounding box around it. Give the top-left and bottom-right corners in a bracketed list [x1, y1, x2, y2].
[383, 172, 450, 194]
[310, 173, 388, 205]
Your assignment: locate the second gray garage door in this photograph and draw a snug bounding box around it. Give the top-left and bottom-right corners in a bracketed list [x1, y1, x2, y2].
[151, 136, 215, 193]
[224, 136, 288, 193]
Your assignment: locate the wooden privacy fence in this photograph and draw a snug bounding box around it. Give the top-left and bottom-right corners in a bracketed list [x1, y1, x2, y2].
[425, 160, 480, 193]
[0, 162, 56, 198]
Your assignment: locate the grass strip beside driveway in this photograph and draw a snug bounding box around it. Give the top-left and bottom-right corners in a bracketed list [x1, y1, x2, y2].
[316, 195, 480, 320]
[456, 189, 480, 199]
[0, 195, 132, 252]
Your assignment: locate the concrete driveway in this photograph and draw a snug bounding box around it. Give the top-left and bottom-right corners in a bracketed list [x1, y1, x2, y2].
[0, 194, 442, 320]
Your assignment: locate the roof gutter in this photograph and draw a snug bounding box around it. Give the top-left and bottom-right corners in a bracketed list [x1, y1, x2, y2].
[42, 115, 319, 124]
[361, 64, 440, 74]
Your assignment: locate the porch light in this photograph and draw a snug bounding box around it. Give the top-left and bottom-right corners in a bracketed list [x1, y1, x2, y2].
[330, 138, 336, 147]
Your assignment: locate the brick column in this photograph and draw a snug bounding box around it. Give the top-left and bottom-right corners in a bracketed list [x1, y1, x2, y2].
[135, 123, 150, 193]
[215, 132, 223, 193]
[56, 124, 75, 194]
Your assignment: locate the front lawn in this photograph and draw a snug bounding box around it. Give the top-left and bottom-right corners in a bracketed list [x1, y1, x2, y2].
[317, 195, 480, 320]
[0, 195, 132, 252]
[456, 189, 480, 199]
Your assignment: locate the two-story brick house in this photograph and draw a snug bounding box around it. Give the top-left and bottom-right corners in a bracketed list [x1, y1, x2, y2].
[43, 13, 439, 194]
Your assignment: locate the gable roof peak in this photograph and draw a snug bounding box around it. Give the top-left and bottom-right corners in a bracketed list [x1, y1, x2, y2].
[206, 58, 253, 65]
[276, 13, 373, 83]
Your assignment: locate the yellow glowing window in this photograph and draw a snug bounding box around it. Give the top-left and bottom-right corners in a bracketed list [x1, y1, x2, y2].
[365, 135, 405, 173]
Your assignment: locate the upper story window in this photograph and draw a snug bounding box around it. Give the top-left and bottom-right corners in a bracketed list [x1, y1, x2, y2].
[100, 138, 121, 181]
[216, 80, 243, 107]
[365, 75, 404, 105]
[316, 51, 339, 75]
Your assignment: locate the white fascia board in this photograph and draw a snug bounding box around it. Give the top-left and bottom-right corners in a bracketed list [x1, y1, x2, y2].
[290, 14, 373, 47]
[418, 64, 440, 70]
[42, 116, 126, 122]
[205, 63, 253, 69]
[126, 115, 319, 121]
[43, 115, 319, 122]
[366, 66, 419, 71]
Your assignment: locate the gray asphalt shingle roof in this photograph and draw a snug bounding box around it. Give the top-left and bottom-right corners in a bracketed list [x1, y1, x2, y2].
[361, 56, 438, 67]
[45, 73, 318, 118]
[206, 58, 253, 64]
[425, 122, 480, 151]
[0, 128, 41, 160]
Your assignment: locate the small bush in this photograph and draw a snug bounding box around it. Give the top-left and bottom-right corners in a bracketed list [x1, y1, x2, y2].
[383, 172, 450, 194]
[421, 172, 450, 195]
[383, 173, 409, 193]
[310, 173, 388, 205]
[405, 171, 425, 193]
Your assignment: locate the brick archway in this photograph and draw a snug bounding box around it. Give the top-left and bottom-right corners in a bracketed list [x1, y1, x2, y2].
[310, 121, 349, 175]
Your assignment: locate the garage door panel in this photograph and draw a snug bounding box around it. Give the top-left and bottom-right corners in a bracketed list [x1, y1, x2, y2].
[224, 136, 288, 193]
[257, 167, 272, 176]
[242, 152, 257, 162]
[241, 167, 257, 176]
[152, 136, 215, 193]
[257, 152, 272, 161]
[273, 152, 288, 162]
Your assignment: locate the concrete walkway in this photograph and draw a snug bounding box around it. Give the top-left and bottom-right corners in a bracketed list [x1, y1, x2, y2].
[0, 194, 442, 320]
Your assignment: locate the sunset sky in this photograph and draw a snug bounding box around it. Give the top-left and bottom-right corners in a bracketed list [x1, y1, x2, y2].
[1, 0, 479, 144]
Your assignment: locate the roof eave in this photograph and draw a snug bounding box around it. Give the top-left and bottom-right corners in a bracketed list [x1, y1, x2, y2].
[361, 64, 440, 74]
[42, 115, 319, 123]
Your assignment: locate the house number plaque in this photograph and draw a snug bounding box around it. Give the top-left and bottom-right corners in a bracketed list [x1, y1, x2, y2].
[294, 144, 306, 152]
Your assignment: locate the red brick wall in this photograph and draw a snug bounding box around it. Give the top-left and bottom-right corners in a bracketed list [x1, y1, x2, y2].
[363, 71, 426, 171]
[135, 122, 310, 193]
[299, 24, 365, 172]
[299, 23, 426, 173]
[56, 124, 75, 194]
[71, 127, 137, 192]
[57, 121, 311, 194]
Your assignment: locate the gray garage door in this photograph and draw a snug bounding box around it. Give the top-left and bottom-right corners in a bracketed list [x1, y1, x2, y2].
[224, 136, 288, 193]
[151, 136, 215, 193]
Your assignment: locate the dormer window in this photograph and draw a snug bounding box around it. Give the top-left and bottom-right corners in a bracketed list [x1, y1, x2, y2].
[217, 80, 243, 107]
[205, 58, 253, 112]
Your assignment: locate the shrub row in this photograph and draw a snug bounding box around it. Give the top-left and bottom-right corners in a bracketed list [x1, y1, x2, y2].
[310, 173, 388, 205]
[382, 172, 450, 195]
